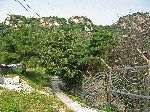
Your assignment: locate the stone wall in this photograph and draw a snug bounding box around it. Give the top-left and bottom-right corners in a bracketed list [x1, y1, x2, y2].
[0, 64, 22, 74]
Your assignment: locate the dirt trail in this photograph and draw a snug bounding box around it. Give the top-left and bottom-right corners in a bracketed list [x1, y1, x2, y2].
[51, 76, 100, 112]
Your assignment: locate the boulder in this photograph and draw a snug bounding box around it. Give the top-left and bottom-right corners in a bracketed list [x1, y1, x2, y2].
[13, 76, 20, 85]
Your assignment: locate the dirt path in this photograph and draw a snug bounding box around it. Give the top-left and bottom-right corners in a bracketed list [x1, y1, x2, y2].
[51, 76, 99, 112]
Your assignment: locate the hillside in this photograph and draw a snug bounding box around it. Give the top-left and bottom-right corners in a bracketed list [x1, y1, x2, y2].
[1, 12, 150, 111]
[111, 12, 150, 67]
[2, 14, 93, 28]
[0, 14, 115, 111]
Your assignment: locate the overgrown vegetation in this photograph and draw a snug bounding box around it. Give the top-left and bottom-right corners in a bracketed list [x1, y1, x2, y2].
[0, 15, 116, 91]
[1, 12, 150, 111]
[0, 91, 73, 112]
[112, 12, 150, 67]
[0, 67, 50, 90]
[0, 67, 73, 112]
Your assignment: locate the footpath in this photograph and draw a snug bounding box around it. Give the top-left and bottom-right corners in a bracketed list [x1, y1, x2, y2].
[51, 76, 100, 112]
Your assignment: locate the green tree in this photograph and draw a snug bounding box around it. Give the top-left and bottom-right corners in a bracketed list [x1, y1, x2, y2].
[0, 24, 39, 73]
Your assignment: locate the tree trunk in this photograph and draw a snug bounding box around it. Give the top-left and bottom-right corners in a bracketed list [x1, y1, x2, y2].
[21, 63, 26, 74]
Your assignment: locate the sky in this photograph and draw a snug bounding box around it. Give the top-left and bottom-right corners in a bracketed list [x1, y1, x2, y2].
[0, 0, 150, 25]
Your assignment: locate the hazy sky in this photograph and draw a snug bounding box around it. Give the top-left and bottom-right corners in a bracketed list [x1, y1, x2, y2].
[0, 0, 150, 25]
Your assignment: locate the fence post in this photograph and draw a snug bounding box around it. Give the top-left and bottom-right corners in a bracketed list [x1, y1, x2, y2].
[105, 71, 109, 104]
[100, 59, 112, 106]
[144, 60, 150, 111]
[105, 70, 112, 107]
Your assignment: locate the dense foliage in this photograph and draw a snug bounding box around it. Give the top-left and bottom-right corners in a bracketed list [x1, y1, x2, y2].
[0, 15, 115, 89]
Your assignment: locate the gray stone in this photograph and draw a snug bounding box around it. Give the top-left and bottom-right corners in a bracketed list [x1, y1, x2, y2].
[5, 85, 21, 91]
[0, 78, 4, 84]
[13, 76, 19, 85]
[4, 78, 13, 85]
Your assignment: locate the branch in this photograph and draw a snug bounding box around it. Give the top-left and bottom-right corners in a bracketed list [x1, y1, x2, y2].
[100, 58, 111, 69]
[136, 47, 149, 62]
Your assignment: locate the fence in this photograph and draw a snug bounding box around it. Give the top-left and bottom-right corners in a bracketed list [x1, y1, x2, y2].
[82, 65, 150, 111]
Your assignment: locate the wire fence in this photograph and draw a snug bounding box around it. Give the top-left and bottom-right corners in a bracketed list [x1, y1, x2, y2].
[82, 65, 150, 111]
